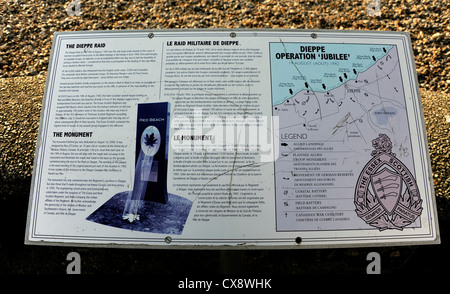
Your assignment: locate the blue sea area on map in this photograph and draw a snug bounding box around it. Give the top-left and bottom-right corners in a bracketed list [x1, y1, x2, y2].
[270, 43, 394, 106]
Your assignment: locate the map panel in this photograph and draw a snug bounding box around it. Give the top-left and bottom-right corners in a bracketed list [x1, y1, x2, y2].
[270, 43, 419, 231]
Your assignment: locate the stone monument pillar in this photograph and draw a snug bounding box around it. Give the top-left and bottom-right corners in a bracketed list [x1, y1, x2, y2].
[123, 102, 170, 222]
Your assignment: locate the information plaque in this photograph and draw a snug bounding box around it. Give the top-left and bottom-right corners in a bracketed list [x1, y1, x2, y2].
[25, 29, 439, 248]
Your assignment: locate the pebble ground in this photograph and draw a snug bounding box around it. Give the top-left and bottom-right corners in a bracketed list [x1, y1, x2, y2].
[1, 0, 449, 92]
[1, 0, 448, 199]
[0, 0, 449, 275]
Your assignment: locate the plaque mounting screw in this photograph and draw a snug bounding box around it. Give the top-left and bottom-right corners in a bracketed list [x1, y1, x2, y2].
[230, 32, 236, 38]
[148, 32, 154, 39]
[165, 236, 172, 244]
[295, 237, 302, 244]
[311, 33, 317, 39]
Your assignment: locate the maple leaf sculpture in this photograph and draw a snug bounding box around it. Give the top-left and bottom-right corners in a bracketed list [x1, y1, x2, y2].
[144, 132, 158, 148]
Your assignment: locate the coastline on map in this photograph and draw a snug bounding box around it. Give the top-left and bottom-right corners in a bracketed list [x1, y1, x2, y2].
[270, 43, 395, 106]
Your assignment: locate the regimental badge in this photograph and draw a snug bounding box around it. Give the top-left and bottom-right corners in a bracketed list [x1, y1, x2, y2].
[354, 134, 423, 231]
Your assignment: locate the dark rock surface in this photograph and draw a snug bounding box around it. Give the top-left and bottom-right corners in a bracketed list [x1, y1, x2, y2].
[86, 191, 192, 235]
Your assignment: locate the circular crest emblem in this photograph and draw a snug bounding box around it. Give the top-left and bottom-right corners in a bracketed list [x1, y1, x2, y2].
[354, 134, 422, 231]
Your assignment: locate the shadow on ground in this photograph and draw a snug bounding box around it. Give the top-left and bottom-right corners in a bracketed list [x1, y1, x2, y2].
[1, 178, 448, 275]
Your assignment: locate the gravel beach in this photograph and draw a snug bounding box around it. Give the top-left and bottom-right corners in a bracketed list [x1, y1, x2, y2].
[1, 0, 448, 198]
[0, 0, 449, 275]
[1, 0, 449, 92]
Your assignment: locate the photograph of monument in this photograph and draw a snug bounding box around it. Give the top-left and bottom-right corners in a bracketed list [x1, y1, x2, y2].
[86, 102, 192, 235]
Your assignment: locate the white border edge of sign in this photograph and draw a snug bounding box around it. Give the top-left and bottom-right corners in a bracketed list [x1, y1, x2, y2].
[24, 29, 441, 249]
